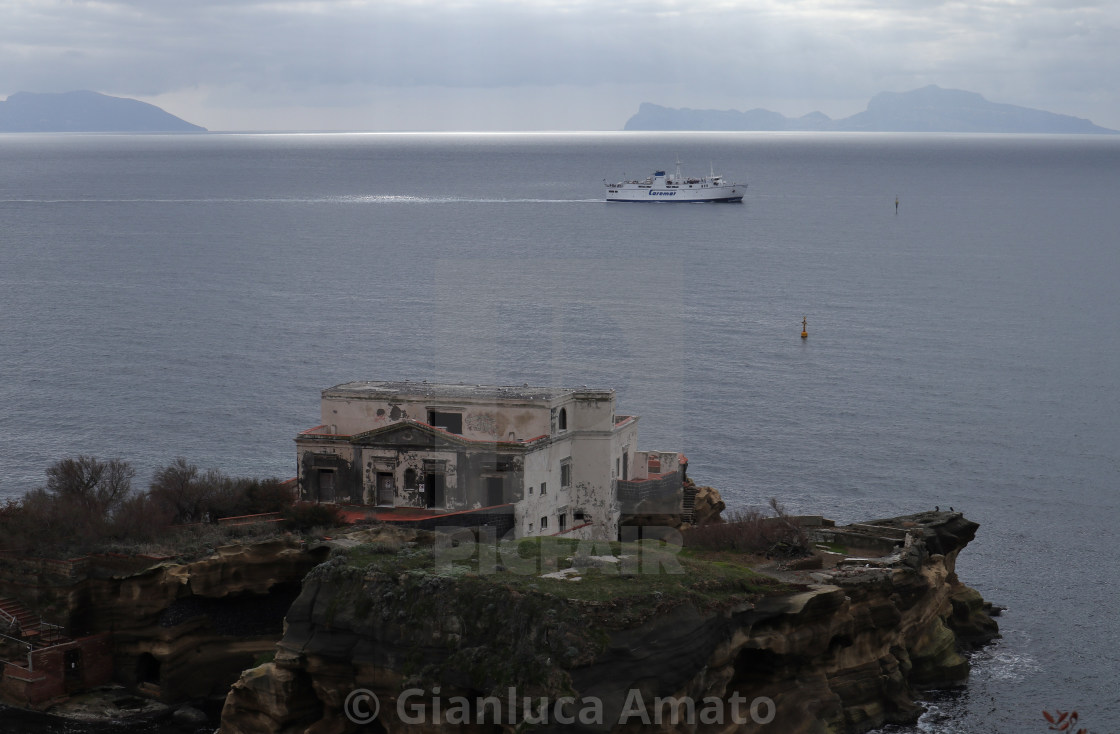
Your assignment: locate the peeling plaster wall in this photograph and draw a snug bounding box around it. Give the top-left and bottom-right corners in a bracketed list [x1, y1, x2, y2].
[517, 448, 571, 537]
[458, 452, 525, 510]
[611, 420, 639, 480]
[322, 395, 550, 442]
[298, 385, 673, 541]
[357, 447, 463, 508]
[464, 408, 542, 441]
[560, 393, 617, 433]
[321, 398, 409, 436]
[631, 448, 681, 481]
[514, 426, 626, 540]
[570, 430, 621, 540]
[356, 447, 526, 512]
[296, 438, 360, 503]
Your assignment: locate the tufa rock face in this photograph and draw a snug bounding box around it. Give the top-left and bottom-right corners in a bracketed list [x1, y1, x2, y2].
[91, 539, 331, 702]
[620, 483, 725, 531]
[219, 513, 998, 734]
[1, 537, 330, 706]
[690, 484, 726, 526]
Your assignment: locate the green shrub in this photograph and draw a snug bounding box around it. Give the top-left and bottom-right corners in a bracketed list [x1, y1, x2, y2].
[283, 502, 344, 532]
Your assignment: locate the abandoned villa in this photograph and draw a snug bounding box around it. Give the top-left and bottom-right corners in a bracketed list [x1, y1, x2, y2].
[295, 381, 687, 539]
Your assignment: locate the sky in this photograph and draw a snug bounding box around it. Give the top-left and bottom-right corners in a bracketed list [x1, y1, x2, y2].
[2, 0, 1118, 132]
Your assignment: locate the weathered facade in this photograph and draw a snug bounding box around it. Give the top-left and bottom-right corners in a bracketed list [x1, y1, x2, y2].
[295, 381, 685, 539]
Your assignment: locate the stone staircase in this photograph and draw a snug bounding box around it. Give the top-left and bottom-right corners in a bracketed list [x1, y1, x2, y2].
[0, 596, 69, 647]
[681, 484, 698, 524]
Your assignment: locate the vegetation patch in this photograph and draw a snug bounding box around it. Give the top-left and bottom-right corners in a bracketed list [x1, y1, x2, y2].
[682, 498, 811, 559]
[303, 532, 799, 701]
[0, 455, 332, 559]
[330, 533, 794, 623]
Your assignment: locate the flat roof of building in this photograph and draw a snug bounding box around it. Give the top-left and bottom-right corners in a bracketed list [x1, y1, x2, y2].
[323, 381, 614, 403]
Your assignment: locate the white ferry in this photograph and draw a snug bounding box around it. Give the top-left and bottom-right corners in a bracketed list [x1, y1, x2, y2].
[605, 160, 745, 203]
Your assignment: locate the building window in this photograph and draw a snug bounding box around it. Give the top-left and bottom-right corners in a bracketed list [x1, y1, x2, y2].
[540, 516, 548, 530]
[404, 468, 418, 489]
[528, 485, 534, 495]
[427, 410, 463, 435]
[540, 482, 547, 496]
[559, 513, 567, 532]
[574, 510, 586, 522]
[561, 459, 572, 488]
[558, 407, 567, 431]
[529, 522, 534, 532]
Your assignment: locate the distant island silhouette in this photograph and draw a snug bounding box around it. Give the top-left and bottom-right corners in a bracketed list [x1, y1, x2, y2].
[0, 90, 206, 132]
[624, 85, 1117, 134]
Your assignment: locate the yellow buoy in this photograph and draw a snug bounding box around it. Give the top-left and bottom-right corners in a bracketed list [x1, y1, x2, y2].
[801, 316, 808, 339]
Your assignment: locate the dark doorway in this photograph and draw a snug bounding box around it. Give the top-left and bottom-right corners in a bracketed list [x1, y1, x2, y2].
[377, 472, 395, 506]
[486, 477, 504, 506]
[317, 469, 336, 502]
[425, 472, 445, 508]
[64, 649, 82, 683]
[136, 652, 161, 685]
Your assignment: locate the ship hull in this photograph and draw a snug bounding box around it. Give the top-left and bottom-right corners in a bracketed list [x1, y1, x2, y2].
[604, 166, 745, 203]
[604, 185, 744, 203]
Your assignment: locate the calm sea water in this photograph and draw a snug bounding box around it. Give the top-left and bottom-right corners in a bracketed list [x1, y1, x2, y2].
[2, 131, 1119, 732]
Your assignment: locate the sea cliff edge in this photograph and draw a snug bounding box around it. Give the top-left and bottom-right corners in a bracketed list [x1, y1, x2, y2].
[218, 510, 999, 734]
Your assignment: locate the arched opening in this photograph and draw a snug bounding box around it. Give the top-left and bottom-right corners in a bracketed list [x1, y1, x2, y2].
[558, 408, 567, 431]
[136, 652, 161, 685]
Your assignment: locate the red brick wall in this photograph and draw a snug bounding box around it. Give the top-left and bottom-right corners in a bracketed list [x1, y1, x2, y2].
[77, 633, 113, 687]
[1, 634, 114, 708]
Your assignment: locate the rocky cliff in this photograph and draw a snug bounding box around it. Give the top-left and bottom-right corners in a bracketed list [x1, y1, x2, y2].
[1, 536, 330, 708]
[219, 512, 998, 734]
[88, 538, 331, 702]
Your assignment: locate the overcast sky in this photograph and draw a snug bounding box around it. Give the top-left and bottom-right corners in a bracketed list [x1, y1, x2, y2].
[3, 0, 1118, 131]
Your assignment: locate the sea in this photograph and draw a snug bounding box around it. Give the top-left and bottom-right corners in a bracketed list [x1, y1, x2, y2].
[1, 131, 1119, 733]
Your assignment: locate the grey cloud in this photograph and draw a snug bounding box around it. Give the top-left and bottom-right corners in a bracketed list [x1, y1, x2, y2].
[2, 0, 1118, 130]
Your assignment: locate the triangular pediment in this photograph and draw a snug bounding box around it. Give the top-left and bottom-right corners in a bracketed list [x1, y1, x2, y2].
[350, 420, 471, 449]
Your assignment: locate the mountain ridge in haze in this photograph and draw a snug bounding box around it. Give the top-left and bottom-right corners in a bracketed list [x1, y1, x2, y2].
[0, 91, 206, 132]
[624, 86, 1117, 134]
